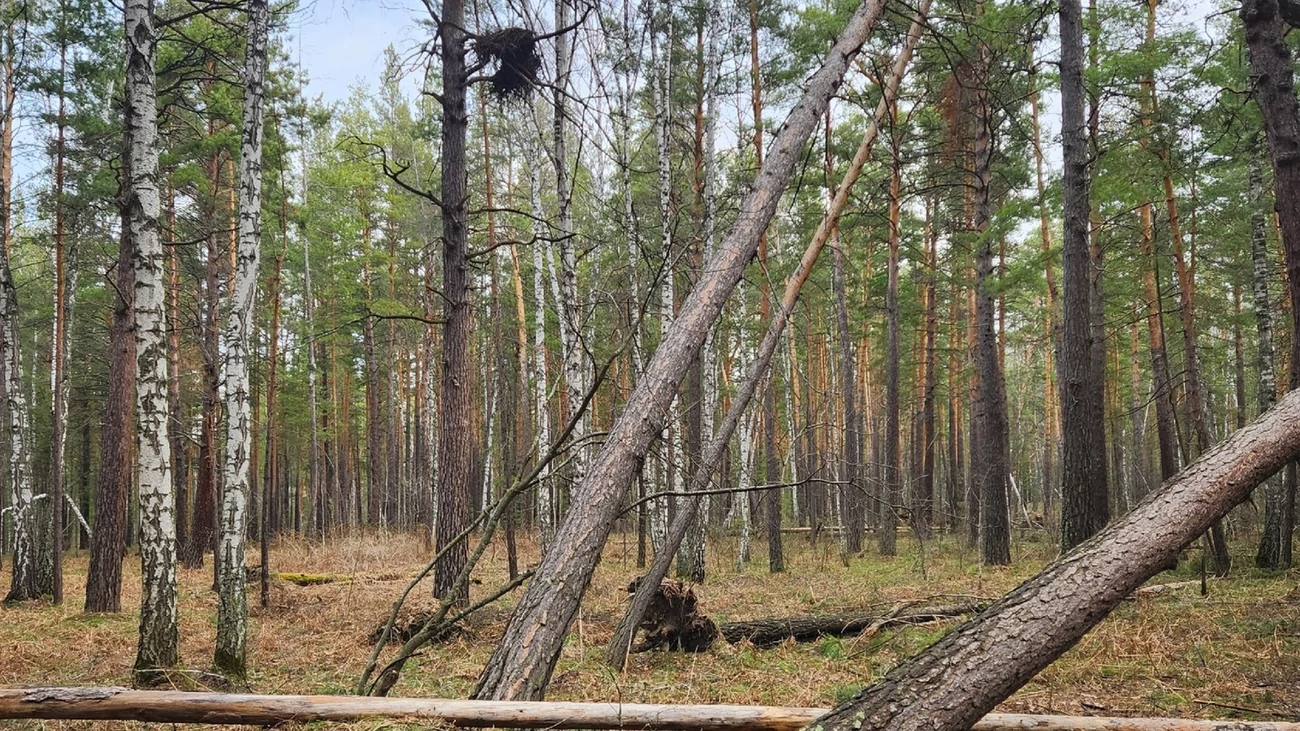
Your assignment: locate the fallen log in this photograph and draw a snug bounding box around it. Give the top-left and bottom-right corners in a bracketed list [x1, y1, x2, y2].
[719, 602, 982, 647]
[1131, 579, 1218, 598]
[811, 387, 1300, 731]
[3, 688, 1298, 731]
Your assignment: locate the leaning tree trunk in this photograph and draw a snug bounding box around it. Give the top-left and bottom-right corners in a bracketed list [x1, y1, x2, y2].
[812, 387, 1300, 731]
[1242, 0, 1299, 569]
[213, 0, 268, 680]
[606, 4, 925, 667]
[474, 0, 886, 700]
[126, 0, 178, 678]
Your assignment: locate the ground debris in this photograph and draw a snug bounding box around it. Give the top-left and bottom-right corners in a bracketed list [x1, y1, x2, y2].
[628, 577, 720, 653]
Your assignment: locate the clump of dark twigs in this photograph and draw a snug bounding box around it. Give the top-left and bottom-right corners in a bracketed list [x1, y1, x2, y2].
[474, 27, 541, 100]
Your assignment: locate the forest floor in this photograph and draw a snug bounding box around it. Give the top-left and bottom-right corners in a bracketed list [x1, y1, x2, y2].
[0, 529, 1297, 729]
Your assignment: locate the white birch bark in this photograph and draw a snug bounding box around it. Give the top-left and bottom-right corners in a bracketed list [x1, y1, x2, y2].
[617, 0, 642, 379]
[530, 155, 554, 550]
[736, 412, 755, 571]
[127, 0, 178, 677]
[649, 0, 675, 556]
[553, 0, 587, 496]
[213, 0, 268, 679]
[1, 231, 33, 601]
[681, 1, 719, 582]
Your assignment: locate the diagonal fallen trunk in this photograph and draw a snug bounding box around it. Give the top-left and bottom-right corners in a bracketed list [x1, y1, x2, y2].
[3, 688, 1299, 731]
[811, 387, 1300, 731]
[604, 0, 930, 672]
[472, 0, 889, 701]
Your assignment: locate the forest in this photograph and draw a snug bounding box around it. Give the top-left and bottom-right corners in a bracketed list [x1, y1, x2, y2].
[0, 0, 1298, 727]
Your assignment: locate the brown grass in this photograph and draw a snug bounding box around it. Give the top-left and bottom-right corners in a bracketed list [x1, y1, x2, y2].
[0, 529, 1297, 730]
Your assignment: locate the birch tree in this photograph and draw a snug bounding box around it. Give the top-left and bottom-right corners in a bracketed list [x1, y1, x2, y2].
[214, 0, 269, 679]
[0, 167, 33, 604]
[127, 0, 179, 678]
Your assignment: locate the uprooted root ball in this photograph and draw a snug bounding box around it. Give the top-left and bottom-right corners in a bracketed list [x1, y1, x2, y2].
[627, 577, 719, 653]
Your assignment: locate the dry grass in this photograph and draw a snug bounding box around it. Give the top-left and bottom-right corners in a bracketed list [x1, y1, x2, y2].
[0, 529, 1297, 730]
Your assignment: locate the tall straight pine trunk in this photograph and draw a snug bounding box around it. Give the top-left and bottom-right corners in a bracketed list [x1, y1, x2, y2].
[1059, 0, 1108, 552]
[433, 0, 473, 606]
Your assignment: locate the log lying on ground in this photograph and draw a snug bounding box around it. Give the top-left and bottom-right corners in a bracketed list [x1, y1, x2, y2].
[811, 387, 1300, 731]
[719, 602, 982, 647]
[4, 688, 1300, 731]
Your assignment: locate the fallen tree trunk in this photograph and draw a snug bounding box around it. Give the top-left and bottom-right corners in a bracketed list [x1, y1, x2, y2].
[473, 0, 889, 701]
[811, 387, 1300, 731]
[719, 602, 981, 647]
[3, 688, 1298, 731]
[602, 2, 930, 673]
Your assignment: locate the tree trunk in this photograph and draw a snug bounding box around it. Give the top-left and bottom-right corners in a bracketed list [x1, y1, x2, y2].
[605, 7, 925, 664]
[21, 689, 1300, 731]
[1059, 0, 1107, 552]
[1029, 53, 1058, 517]
[214, 0, 268, 679]
[262, 242, 282, 605]
[0, 16, 11, 577]
[362, 212, 383, 527]
[1251, 150, 1290, 569]
[126, 0, 178, 677]
[183, 146, 223, 571]
[1241, 0, 1300, 568]
[48, 33, 70, 605]
[830, 136, 861, 555]
[812, 387, 1300, 731]
[916, 198, 937, 537]
[719, 603, 980, 647]
[529, 154, 553, 549]
[474, 0, 886, 698]
[300, 123, 322, 538]
[971, 51, 1009, 566]
[554, 0, 585, 504]
[433, 0, 472, 607]
[882, 121, 901, 558]
[85, 162, 136, 613]
[0, 152, 32, 603]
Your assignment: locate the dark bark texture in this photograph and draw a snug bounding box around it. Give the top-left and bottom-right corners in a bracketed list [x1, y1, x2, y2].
[1243, 0, 1298, 569]
[813, 387, 1300, 731]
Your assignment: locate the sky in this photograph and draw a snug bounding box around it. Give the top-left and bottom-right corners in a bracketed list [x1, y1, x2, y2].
[287, 1, 430, 104]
